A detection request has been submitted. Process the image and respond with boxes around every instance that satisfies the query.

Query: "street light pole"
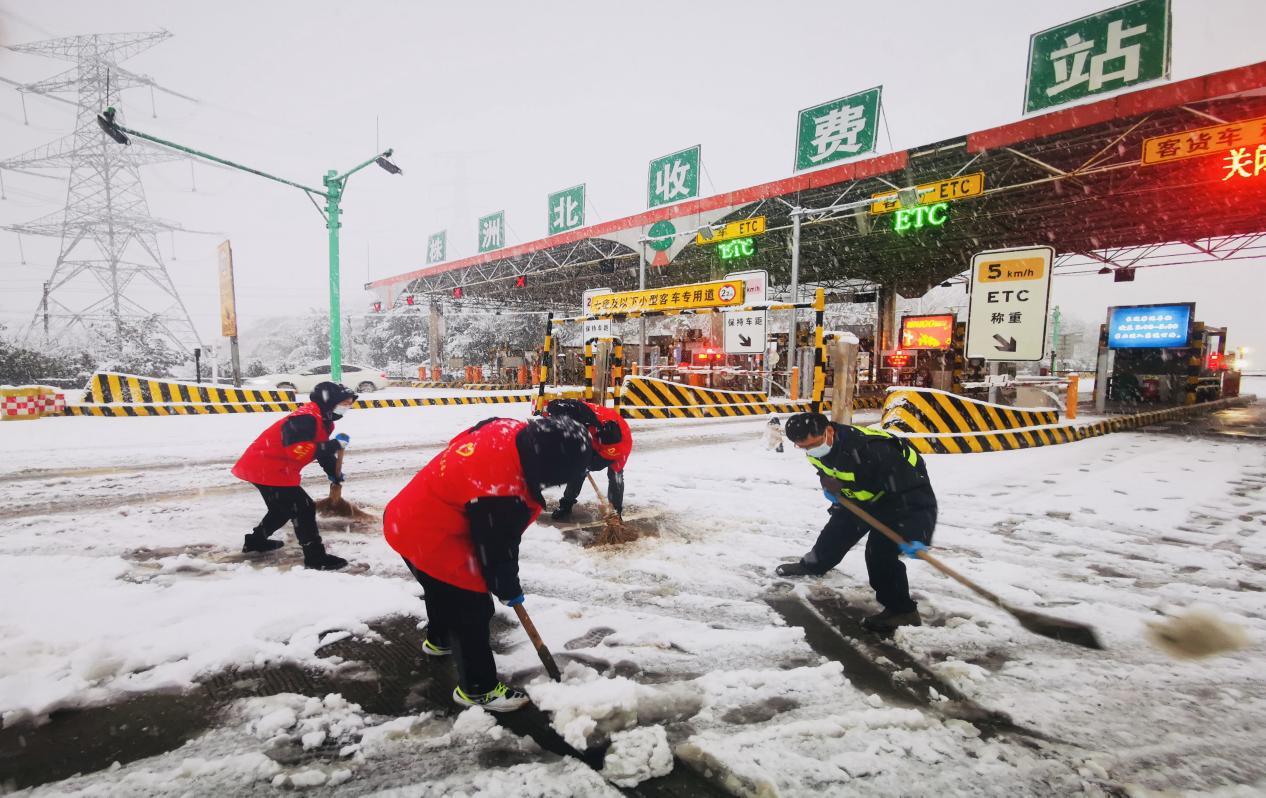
[95,107,402,384]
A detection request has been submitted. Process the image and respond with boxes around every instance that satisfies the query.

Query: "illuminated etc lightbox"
[1107,303,1194,349]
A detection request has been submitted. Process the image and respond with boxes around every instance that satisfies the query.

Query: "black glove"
[597,420,623,445]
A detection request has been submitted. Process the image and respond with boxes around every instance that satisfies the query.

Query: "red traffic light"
[372,302,382,312]
[405,295,415,305]
[453,287,464,299]
[515,275,527,288]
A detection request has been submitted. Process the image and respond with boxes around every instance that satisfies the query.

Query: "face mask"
[804,441,831,458]
[330,407,346,419]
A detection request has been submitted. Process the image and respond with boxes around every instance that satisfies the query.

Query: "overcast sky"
[2,0,1265,360]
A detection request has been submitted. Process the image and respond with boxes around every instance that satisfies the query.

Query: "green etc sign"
[795,87,881,171]
[1024,0,1171,114]
[893,203,949,234]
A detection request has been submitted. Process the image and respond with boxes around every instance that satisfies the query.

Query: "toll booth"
[874,314,961,391]
[1094,302,1230,411]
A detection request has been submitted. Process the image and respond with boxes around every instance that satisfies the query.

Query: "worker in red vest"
[542,399,633,520]
[232,382,355,570]
[383,416,590,712]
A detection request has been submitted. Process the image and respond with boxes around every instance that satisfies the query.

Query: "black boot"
[551,499,576,521]
[775,561,822,577]
[243,531,284,553]
[860,608,922,632]
[302,541,348,571]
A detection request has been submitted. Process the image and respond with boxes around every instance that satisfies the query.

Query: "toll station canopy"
[368,62,1266,312]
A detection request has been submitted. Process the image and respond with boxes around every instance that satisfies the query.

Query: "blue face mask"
[804,440,831,458]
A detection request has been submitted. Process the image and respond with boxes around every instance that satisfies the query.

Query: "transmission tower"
[0,30,203,353]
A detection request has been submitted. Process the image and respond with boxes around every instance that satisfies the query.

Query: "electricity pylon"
[0,30,202,353]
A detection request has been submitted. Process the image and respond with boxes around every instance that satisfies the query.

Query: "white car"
[248,363,391,394]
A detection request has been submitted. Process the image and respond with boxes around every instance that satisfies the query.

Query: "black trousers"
[802,503,936,614]
[561,454,624,512]
[404,559,498,694]
[252,484,321,546]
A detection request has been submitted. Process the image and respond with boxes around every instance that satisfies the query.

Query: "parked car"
[247,363,390,394]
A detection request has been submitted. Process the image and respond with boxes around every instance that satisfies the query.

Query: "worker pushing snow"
[542,399,633,520]
[230,381,354,570]
[382,416,591,712]
[778,411,937,632]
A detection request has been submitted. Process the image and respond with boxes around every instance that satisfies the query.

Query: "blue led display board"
[1107,303,1194,349]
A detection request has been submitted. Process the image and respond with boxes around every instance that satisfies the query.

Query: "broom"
[315,448,371,519]
[586,473,636,545]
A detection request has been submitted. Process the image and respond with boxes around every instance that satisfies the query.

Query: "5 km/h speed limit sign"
[965,246,1054,361]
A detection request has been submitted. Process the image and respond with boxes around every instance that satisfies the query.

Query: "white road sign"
[724,310,768,354]
[582,318,613,342]
[726,269,768,305]
[966,245,1054,361]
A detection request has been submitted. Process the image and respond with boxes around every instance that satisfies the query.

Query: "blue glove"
[899,540,929,559]
[501,594,525,607]
[822,489,840,505]
[333,433,351,449]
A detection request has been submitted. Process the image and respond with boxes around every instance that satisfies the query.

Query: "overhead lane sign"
[587,279,744,316]
[696,216,766,245]
[1142,115,1266,166]
[966,246,1054,362]
[871,173,985,214]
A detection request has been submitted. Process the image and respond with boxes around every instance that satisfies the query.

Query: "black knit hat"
[784,412,829,442]
[516,416,592,504]
[311,381,358,412]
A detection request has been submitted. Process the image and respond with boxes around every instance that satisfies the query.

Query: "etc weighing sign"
[966,246,1054,362]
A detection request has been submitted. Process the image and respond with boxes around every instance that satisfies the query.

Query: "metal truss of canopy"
[369,61,1266,311]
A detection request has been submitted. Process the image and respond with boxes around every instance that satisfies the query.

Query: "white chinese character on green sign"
[647,146,700,209]
[547,185,585,235]
[1025,0,1170,113]
[794,88,881,171]
[478,211,504,253]
[426,231,446,264]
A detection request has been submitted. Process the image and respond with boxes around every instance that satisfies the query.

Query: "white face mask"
[804,441,832,458]
[330,407,346,419]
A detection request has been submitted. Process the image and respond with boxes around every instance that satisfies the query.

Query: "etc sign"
[893,202,949,233]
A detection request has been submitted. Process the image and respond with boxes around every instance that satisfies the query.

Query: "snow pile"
[370,759,622,798]
[527,662,701,750]
[242,692,366,748]
[600,725,674,787]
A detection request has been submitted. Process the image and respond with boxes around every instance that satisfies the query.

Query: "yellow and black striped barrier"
[461,383,524,391]
[411,381,456,388]
[881,388,1059,438]
[879,390,1254,454]
[618,376,813,419]
[65,392,537,417]
[83,372,296,405]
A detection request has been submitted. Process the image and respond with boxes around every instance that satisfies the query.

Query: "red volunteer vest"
[231,402,331,487]
[383,418,543,592]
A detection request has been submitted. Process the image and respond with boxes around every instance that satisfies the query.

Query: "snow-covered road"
[1,397,1264,796]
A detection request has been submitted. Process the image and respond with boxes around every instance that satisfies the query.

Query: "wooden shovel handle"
[329,447,346,501]
[513,603,562,681]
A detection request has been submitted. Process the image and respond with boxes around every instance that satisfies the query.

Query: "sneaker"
[860,609,922,632]
[452,683,530,713]
[775,561,820,577]
[242,533,284,554]
[421,638,451,657]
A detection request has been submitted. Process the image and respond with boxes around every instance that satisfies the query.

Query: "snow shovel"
[586,473,634,545]
[513,603,562,681]
[829,490,1103,650]
[315,449,369,519]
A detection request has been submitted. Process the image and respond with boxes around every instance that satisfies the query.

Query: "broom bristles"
[1146,608,1250,660]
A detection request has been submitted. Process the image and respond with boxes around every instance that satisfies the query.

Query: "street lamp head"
[376,156,403,175]
[96,107,130,146]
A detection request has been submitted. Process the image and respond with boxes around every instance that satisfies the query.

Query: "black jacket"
[807,423,937,518]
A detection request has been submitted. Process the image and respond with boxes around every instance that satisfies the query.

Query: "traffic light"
[405,294,415,305]
[515,275,528,288]
[372,302,382,312]
[453,287,464,299]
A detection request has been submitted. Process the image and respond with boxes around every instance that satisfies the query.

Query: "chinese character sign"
[1107,303,1192,348]
[547,184,586,235]
[478,211,505,254]
[587,279,744,316]
[1142,115,1266,166]
[426,231,447,265]
[795,88,881,171]
[647,146,701,209]
[1222,144,1266,182]
[899,315,954,350]
[1024,0,1170,114]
